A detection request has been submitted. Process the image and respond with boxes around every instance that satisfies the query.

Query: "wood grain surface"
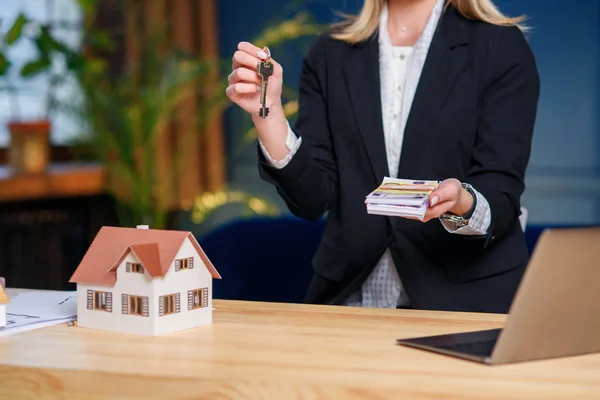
[0,291,599,399]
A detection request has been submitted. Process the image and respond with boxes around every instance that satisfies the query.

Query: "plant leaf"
[86,30,114,51]
[4,13,27,45]
[60,8,318,229]
[20,57,52,77]
[0,51,10,75]
[77,0,99,14]
[252,12,322,48]
[34,26,70,56]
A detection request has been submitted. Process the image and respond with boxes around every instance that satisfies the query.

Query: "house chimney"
[136,225,149,230]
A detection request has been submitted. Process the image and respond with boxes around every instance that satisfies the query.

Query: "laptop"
[396,227,600,365]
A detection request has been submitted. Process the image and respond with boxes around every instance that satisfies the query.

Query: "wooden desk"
[0,291,599,399]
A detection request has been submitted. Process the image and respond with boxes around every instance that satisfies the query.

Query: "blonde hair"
[331,0,528,44]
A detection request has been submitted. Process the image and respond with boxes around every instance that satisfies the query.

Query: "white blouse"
[381,43,413,179]
[260,0,491,308]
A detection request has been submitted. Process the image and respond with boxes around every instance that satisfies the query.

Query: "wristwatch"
[439,183,477,228]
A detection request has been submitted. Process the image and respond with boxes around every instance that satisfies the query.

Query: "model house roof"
[0,285,9,305]
[69,226,221,286]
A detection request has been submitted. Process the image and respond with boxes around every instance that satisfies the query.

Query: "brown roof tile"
[69,226,221,286]
[129,243,163,277]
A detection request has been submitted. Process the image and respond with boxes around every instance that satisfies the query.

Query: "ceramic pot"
[7,120,51,174]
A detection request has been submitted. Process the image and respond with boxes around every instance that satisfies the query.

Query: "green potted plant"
[63,37,209,229]
[0,12,76,174]
[44,0,322,232]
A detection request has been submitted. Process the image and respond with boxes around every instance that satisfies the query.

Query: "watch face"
[440,213,469,227]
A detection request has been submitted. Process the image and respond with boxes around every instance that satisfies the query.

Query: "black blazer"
[258,5,540,313]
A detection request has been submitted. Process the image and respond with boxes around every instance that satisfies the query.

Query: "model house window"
[159,293,181,316]
[126,262,144,273]
[121,294,148,316]
[188,288,208,310]
[87,290,112,312]
[175,257,194,271]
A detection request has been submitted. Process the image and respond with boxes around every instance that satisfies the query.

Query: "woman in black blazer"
[226,0,540,313]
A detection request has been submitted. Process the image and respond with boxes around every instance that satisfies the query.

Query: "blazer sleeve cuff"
[258,121,302,169]
[258,132,312,186]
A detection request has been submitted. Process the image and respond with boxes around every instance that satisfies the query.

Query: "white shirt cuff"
[258,121,302,169]
[440,188,491,235]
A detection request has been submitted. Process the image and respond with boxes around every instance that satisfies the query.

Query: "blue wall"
[218,0,600,226]
[496,0,600,225]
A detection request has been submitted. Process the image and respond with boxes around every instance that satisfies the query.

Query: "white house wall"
[151,237,213,335]
[77,238,213,336]
[77,251,155,336]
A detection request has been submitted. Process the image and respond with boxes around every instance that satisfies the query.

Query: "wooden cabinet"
[0,163,118,290]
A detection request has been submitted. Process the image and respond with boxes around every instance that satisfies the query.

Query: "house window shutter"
[175,293,181,313]
[87,290,93,310]
[126,262,131,273]
[202,288,208,308]
[142,296,149,316]
[159,295,165,316]
[175,259,181,271]
[106,292,113,312]
[122,294,129,314]
[189,257,194,269]
[188,290,193,310]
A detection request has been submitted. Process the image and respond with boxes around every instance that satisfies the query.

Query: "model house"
[69,225,221,336]
[0,283,8,328]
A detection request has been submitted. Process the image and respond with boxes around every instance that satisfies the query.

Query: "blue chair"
[198,213,592,303]
[198,216,325,303]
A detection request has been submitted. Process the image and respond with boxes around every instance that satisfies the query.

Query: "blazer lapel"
[342,36,389,183]
[398,8,470,177]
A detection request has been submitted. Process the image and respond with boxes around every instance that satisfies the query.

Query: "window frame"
[87,289,112,312]
[122,294,148,317]
[175,257,194,271]
[129,295,143,315]
[159,292,181,316]
[180,258,189,270]
[188,288,208,310]
[127,262,144,274]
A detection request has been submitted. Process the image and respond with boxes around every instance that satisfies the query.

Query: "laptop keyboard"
[436,339,497,357]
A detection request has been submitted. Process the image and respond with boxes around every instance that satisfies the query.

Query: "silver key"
[257,54,274,119]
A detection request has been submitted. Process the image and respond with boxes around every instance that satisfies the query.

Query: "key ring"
[262,46,271,60]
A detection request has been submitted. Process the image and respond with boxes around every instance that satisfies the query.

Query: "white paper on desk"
[0,317,75,337]
[0,291,77,337]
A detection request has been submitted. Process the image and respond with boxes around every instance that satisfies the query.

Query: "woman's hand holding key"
[226,42,290,161]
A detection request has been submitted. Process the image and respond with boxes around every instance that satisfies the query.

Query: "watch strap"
[460,183,477,219]
[439,183,477,227]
